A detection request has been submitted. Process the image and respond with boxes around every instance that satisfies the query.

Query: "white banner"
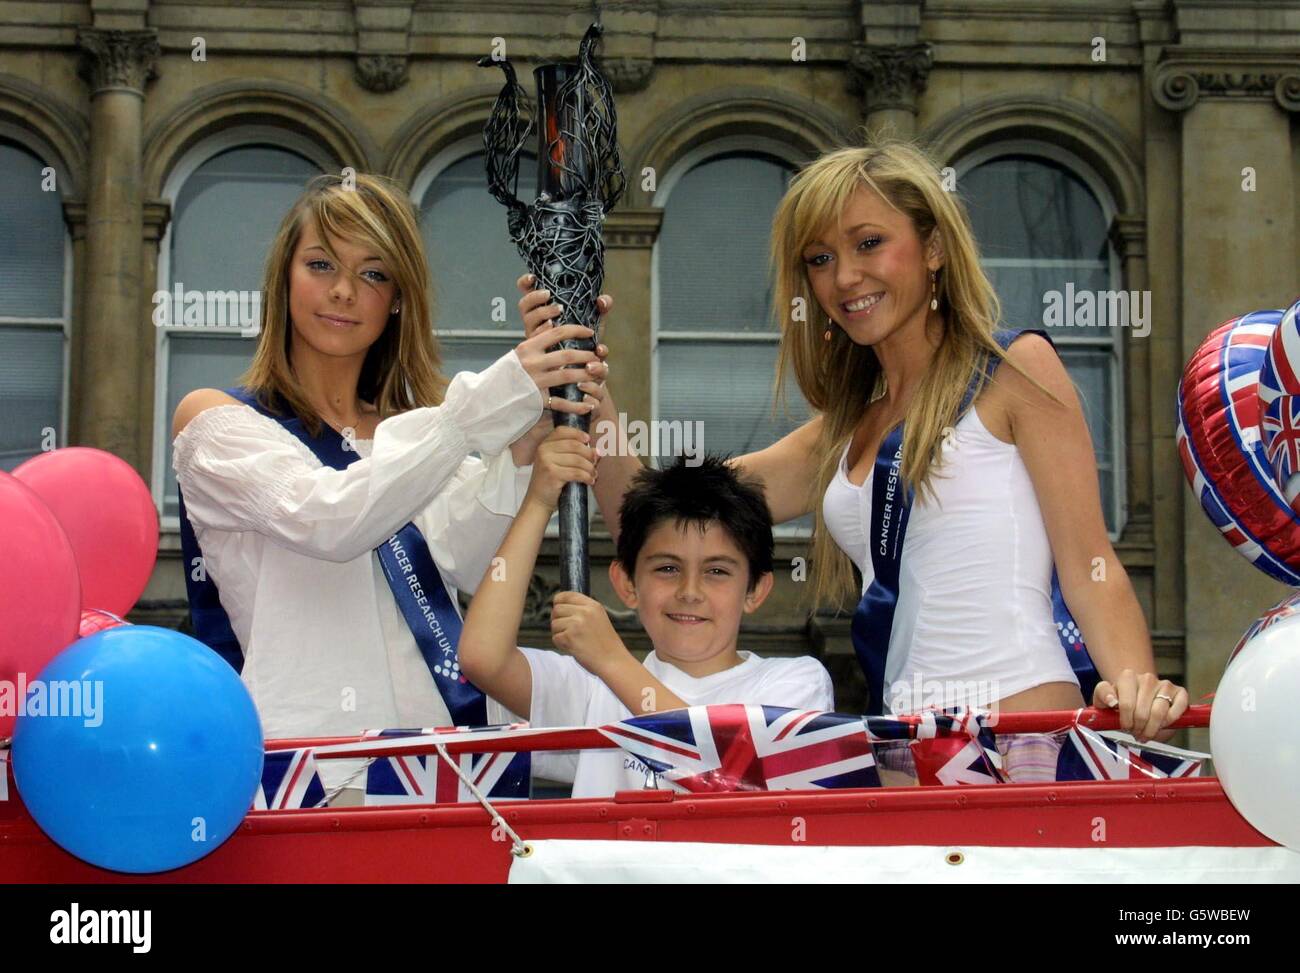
[509,840,1300,884]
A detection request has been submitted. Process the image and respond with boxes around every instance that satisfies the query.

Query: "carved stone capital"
[355,54,409,93]
[1278,73,1300,113]
[599,56,654,94]
[77,28,159,94]
[847,42,933,113]
[1152,53,1300,114]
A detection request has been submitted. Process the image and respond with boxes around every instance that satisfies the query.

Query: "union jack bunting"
[1055,722,1205,781]
[600,704,881,793]
[254,748,326,810]
[362,726,530,805]
[904,709,1007,786]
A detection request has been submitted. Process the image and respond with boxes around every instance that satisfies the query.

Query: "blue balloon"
[11,625,263,873]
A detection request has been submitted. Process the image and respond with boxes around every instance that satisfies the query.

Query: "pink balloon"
[78,608,130,638]
[13,448,159,618]
[0,472,82,737]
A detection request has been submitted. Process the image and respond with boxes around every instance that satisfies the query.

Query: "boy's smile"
[611,520,773,678]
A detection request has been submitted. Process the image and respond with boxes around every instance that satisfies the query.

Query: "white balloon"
[1212,610,1300,851]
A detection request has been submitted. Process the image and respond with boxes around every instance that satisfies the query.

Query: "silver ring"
[1154,692,1175,706]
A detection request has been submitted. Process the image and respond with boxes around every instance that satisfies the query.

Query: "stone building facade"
[1,0,1297,733]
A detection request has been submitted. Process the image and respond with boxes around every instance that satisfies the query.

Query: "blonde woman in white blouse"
[171,174,609,795]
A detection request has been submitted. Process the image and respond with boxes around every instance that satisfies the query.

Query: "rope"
[434,743,531,858]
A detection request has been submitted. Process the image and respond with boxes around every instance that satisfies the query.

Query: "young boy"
[459,427,835,798]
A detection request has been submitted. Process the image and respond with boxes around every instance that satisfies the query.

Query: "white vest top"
[822,402,1078,713]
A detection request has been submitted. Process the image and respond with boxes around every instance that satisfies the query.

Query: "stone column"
[73,27,158,470]
[589,207,660,538]
[846,43,933,139]
[1152,54,1300,710]
[1110,215,1152,539]
[61,201,89,451]
[601,208,662,429]
[137,200,171,479]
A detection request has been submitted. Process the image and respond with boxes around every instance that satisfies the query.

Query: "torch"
[479,23,625,595]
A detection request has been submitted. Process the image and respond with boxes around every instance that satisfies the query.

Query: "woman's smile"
[316,312,362,329]
[841,291,885,319]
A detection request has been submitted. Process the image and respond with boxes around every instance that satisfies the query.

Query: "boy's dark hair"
[615,455,775,590]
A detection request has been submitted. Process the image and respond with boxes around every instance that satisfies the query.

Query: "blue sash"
[177,387,491,730]
[849,329,1100,714]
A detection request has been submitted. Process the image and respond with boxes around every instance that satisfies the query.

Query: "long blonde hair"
[771,138,1054,611]
[239,172,447,437]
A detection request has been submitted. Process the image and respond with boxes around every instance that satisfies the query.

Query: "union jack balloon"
[1257,300,1300,504]
[1177,298,1300,585]
[1230,589,1300,664]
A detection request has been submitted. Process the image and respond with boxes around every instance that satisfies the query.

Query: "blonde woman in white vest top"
[530,141,1188,780]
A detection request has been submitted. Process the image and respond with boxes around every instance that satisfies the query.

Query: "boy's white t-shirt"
[521,647,835,798]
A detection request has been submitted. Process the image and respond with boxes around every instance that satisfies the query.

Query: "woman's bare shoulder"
[172,388,244,439]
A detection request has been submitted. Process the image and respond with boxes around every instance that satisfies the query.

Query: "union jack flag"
[600,704,881,793]
[254,748,326,810]
[363,727,530,805]
[1055,722,1205,781]
[904,709,1007,786]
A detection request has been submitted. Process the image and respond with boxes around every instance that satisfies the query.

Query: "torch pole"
[536,63,593,595]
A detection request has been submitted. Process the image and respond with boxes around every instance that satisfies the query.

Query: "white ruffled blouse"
[172,350,543,785]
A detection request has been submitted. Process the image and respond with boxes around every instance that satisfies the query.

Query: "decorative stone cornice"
[143,200,172,243]
[1108,214,1147,262]
[1151,51,1300,113]
[62,200,87,242]
[76,28,159,94]
[63,199,171,243]
[846,42,933,114]
[354,54,409,93]
[604,208,663,249]
[599,56,655,94]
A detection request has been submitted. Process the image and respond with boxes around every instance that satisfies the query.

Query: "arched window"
[0,138,69,472]
[654,146,812,529]
[156,138,324,520]
[416,147,537,375]
[957,145,1125,534]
